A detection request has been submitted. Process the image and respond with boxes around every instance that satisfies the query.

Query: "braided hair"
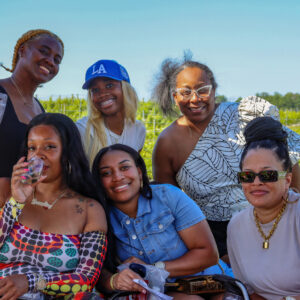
[240,116,292,171]
[1,29,64,73]
[152,51,217,116]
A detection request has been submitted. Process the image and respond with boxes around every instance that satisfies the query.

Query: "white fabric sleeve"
[0,93,8,125]
[238,95,280,128]
[136,120,146,151]
[238,95,300,165]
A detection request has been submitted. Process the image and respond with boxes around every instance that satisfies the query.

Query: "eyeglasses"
[237,170,287,183]
[175,85,212,100]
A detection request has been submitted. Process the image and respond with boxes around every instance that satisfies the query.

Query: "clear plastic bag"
[117,263,172,300]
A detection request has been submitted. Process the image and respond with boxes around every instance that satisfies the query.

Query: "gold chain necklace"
[253,200,287,249]
[10,77,34,106]
[31,189,67,210]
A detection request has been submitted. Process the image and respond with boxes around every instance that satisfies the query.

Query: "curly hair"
[1,29,64,73]
[152,51,217,116]
[240,116,292,171]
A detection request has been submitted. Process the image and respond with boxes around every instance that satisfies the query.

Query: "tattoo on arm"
[75,204,84,214]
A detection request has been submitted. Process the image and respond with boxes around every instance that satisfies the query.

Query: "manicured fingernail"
[21,176,26,179]
[23,169,29,172]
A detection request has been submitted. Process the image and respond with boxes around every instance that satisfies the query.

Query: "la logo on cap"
[92,64,107,75]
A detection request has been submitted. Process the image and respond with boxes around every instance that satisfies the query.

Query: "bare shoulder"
[154,121,182,152]
[84,197,107,233]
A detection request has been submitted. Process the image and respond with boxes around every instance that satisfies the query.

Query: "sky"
[1,0,300,101]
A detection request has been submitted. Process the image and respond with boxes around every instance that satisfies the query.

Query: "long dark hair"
[23,113,104,205]
[92,144,152,275]
[92,144,152,203]
[240,116,292,171]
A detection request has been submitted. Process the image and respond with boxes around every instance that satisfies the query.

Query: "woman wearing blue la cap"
[76,59,146,166]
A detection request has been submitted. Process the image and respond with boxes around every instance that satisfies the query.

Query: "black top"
[0,86,44,177]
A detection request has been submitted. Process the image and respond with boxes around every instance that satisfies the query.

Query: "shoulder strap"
[34,98,45,112]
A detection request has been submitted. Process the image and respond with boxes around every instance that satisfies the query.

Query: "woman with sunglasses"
[152,53,300,262]
[227,117,300,300]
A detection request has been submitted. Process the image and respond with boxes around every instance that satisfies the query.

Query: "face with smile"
[90,77,124,117]
[20,35,63,83]
[99,150,142,209]
[173,67,216,125]
[241,148,292,211]
[27,125,63,183]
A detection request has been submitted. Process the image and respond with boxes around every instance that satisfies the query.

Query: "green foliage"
[137,100,175,178]
[289,125,300,134]
[279,110,300,126]
[215,95,228,103]
[255,92,300,110]
[40,95,87,121]
[39,96,299,179]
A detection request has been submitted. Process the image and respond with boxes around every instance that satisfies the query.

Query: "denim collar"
[111,194,151,228]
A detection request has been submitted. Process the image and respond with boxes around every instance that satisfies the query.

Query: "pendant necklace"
[31,189,67,210]
[253,200,287,249]
[10,77,34,107]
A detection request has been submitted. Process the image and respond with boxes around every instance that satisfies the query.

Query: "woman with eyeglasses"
[227,117,300,300]
[152,53,300,262]
[76,59,146,167]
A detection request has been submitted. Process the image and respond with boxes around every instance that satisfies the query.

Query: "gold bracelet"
[110,273,118,291]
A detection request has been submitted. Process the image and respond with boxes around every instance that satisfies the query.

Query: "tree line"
[216,92,300,110]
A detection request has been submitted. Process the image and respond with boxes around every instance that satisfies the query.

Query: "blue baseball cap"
[82,59,130,89]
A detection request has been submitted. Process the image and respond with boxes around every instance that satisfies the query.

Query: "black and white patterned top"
[176,96,300,221]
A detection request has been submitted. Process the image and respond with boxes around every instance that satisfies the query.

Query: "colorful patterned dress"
[0,198,107,298]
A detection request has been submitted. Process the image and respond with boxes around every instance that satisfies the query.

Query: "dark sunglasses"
[237,170,287,183]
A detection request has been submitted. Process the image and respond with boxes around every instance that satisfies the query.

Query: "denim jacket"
[110,184,233,277]
[110,184,205,264]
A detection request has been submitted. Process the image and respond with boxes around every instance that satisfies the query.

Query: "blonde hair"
[84,80,138,165]
[1,29,64,73]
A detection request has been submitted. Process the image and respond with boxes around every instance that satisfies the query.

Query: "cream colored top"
[76,117,146,152]
[227,190,300,300]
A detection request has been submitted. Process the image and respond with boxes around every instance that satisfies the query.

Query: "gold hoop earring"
[285,188,299,204]
[140,179,143,191]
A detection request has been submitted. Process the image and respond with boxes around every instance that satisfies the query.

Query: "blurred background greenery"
[40,93,300,179]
